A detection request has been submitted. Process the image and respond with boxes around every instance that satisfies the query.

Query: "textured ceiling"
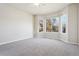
[8,3,70,15]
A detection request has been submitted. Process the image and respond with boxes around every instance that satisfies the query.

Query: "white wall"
[0,4,33,44]
[68,4,78,43]
[59,4,78,44]
[78,4,79,43]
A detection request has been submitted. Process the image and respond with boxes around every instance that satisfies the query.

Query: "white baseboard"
[43,37,79,45]
[0,37,33,46]
[60,39,79,45]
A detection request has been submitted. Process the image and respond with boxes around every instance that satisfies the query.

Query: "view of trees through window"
[46,17,59,32]
[46,19,52,32]
[39,15,67,33]
[39,20,43,32]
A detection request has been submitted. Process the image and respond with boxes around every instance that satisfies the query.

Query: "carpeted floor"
[0,38,79,56]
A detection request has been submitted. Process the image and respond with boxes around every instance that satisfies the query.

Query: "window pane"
[51,17,59,32]
[61,15,68,33]
[46,19,52,32]
[46,17,59,32]
[39,20,43,32]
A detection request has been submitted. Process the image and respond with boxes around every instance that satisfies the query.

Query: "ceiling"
[8,3,70,15]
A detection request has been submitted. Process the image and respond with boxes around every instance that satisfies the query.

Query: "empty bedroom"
[0,3,79,56]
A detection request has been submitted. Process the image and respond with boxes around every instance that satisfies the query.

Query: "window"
[60,14,68,33]
[38,16,59,32]
[46,16,59,32]
[39,20,43,32]
[51,16,59,32]
[46,19,52,32]
[46,17,59,32]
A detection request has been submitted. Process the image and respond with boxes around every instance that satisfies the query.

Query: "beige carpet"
[0,38,79,56]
